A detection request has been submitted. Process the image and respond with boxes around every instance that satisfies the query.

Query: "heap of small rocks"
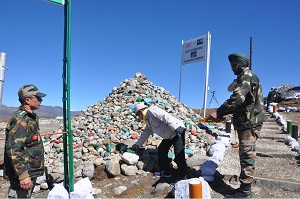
[43,72,225,183]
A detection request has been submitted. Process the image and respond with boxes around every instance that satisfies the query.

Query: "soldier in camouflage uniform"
[208,53,264,198]
[4,84,46,198]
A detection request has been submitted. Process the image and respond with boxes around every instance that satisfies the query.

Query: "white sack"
[47,183,69,199]
[70,177,94,199]
[175,177,211,199]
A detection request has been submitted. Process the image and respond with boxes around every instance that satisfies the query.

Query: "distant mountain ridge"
[0,105,81,119]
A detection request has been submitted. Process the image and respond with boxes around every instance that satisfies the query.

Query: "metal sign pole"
[45,0,73,192]
[0,52,7,115]
[203,32,211,118]
[250,36,253,70]
[179,40,184,102]
[66,0,74,192]
[62,0,74,192]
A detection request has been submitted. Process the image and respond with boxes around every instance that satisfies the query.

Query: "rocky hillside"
[267,84,300,103]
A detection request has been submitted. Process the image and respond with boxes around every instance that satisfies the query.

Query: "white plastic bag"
[47,183,69,199]
[175,177,211,199]
[70,177,94,199]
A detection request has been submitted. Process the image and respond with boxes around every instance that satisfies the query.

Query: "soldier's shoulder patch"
[32,134,38,141]
[16,110,27,118]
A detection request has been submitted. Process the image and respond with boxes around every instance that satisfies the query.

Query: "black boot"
[225,184,252,198]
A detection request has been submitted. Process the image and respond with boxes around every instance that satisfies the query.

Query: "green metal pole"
[292,125,298,140]
[66,0,74,192]
[226,121,231,133]
[62,0,69,192]
[45,0,73,192]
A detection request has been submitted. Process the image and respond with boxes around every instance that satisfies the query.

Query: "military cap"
[228,53,250,67]
[18,84,46,99]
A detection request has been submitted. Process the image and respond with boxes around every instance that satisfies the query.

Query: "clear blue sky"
[1,0,299,111]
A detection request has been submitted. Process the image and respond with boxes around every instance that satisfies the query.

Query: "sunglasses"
[30,95,43,102]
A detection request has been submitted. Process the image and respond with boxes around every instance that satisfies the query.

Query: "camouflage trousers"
[8,178,37,198]
[237,128,258,184]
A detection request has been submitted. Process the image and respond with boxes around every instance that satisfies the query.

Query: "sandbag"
[70,177,94,199]
[47,183,69,199]
[174,177,211,199]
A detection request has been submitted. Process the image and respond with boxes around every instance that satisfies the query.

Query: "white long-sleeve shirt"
[135,106,185,147]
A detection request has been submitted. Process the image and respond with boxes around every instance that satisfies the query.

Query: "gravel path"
[213,110,300,198]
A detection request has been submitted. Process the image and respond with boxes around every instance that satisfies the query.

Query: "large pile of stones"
[43,72,223,181]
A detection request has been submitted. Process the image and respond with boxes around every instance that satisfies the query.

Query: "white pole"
[0,52,7,115]
[203,32,211,118]
[179,40,184,102]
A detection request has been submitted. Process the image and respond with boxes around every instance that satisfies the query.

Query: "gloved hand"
[131,144,139,152]
[175,126,186,134]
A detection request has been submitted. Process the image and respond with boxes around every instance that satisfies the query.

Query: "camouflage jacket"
[4,107,44,181]
[217,68,265,130]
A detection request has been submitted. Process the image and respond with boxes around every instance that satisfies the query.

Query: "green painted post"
[226,121,231,133]
[62,1,69,192]
[66,0,74,192]
[46,0,73,192]
[292,125,298,140]
[62,0,74,192]
[287,120,293,134]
